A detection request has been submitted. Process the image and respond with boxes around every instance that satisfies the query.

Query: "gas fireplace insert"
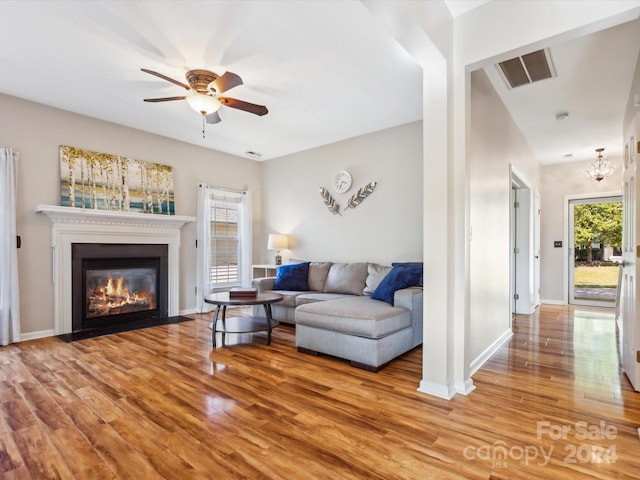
[71,243,168,333]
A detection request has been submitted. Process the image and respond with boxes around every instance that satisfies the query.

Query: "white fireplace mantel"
[36,205,195,334]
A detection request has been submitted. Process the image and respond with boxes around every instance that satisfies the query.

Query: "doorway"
[510,168,540,316]
[568,196,622,307]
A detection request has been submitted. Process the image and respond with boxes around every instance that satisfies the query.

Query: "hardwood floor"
[0,304,639,479]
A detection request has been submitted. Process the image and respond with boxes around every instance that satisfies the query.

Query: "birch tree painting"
[60,145,175,214]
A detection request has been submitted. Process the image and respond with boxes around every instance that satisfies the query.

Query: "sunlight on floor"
[572,308,621,395]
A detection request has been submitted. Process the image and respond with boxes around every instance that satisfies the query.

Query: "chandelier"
[585,148,616,182]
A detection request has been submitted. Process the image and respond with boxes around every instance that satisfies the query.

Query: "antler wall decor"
[319,181,377,215]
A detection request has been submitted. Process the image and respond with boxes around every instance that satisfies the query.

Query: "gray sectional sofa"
[251,261,423,371]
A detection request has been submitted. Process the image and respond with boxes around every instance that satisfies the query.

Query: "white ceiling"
[0,1,637,165]
[0,1,423,161]
[443,0,491,18]
[483,17,640,165]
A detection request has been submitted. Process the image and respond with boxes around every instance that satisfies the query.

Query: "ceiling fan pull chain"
[201,114,206,138]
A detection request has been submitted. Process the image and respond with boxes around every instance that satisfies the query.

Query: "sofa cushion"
[295,297,411,339]
[295,292,355,307]
[363,263,392,295]
[308,262,332,291]
[324,262,368,295]
[274,262,310,290]
[270,290,310,308]
[392,262,423,287]
[372,265,422,305]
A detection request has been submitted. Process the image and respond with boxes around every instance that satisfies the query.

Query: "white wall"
[469,69,541,362]
[362,0,639,397]
[0,93,261,337]
[455,1,640,69]
[258,121,423,265]
[624,39,640,128]
[540,159,623,304]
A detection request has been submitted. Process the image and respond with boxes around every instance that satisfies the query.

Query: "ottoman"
[295,296,415,371]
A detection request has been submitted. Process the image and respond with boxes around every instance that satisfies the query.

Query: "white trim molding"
[417,380,457,400]
[469,328,513,376]
[454,378,476,395]
[20,329,55,342]
[36,205,195,335]
[541,299,565,305]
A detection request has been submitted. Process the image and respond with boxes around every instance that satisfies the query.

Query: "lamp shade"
[267,234,288,250]
[186,92,221,115]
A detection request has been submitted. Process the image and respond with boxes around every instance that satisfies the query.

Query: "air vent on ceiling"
[245,150,262,159]
[497,49,555,89]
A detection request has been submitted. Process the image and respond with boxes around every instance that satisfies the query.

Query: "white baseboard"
[455,378,476,395]
[469,328,513,376]
[541,299,565,305]
[19,329,55,342]
[179,308,198,315]
[417,380,456,400]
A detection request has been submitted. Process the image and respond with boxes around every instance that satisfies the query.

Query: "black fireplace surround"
[71,243,168,333]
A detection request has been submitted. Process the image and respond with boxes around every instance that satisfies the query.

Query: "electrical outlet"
[554,241,562,248]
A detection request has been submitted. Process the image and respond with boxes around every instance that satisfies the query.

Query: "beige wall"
[258,121,423,265]
[540,158,623,303]
[469,69,541,362]
[1,93,261,337]
[2,92,422,338]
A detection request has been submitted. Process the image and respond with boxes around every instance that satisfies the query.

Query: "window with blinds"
[209,199,240,288]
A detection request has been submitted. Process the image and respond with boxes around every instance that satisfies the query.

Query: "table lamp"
[267,234,288,265]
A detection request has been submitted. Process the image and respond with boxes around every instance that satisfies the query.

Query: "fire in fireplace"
[72,243,168,332]
[86,268,156,318]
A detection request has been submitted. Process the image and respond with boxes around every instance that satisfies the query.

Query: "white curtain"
[0,148,20,345]
[195,184,211,313]
[195,184,252,313]
[239,190,252,288]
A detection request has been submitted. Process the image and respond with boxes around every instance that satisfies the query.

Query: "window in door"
[568,196,622,307]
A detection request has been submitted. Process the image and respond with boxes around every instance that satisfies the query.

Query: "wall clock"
[333,170,352,194]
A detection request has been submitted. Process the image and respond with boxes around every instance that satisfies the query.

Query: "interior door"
[621,117,639,391]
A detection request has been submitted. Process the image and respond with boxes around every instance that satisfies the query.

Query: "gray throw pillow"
[324,263,369,295]
[308,262,332,291]
[363,263,392,295]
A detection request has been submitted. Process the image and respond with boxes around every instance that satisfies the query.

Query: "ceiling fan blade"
[219,97,268,116]
[141,68,190,91]
[205,111,222,124]
[212,71,243,93]
[143,96,187,103]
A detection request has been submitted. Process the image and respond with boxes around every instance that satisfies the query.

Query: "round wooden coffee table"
[204,292,283,347]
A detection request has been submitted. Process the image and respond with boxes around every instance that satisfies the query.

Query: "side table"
[204,292,284,347]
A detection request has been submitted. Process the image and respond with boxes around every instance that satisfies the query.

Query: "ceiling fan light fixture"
[585,147,616,182]
[186,92,221,115]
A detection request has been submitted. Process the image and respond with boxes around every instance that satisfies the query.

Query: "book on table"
[229,287,258,298]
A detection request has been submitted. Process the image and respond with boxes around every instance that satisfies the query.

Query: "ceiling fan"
[141,68,268,137]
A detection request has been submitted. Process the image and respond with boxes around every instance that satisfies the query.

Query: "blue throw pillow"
[372,265,422,305]
[274,262,310,290]
[392,262,423,287]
